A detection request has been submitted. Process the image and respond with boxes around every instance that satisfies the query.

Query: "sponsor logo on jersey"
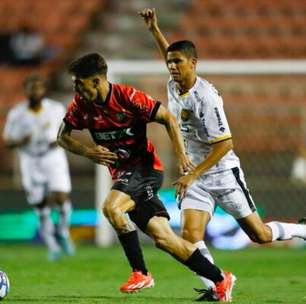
[199,111,209,137]
[115,148,131,160]
[94,127,135,140]
[214,107,225,132]
[116,112,126,121]
[194,91,204,103]
[181,125,190,133]
[181,109,191,121]
[43,121,51,129]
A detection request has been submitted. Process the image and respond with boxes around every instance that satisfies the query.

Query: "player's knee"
[102,204,109,218]
[102,203,116,220]
[102,205,123,226]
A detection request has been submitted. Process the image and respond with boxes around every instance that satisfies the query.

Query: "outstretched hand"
[138,8,158,30]
[174,155,196,200]
[85,145,118,166]
[173,172,198,201]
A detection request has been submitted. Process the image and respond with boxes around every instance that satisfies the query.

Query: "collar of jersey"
[27,98,45,114]
[176,76,200,97]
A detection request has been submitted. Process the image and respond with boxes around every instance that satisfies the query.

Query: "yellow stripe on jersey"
[27,107,43,115]
[209,134,232,144]
[179,91,190,97]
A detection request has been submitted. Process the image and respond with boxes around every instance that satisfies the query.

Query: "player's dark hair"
[23,74,46,87]
[166,40,197,59]
[68,53,108,78]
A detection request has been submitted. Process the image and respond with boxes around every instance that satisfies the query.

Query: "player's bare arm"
[3,134,31,149]
[154,104,194,174]
[57,121,118,166]
[175,138,234,200]
[139,8,169,59]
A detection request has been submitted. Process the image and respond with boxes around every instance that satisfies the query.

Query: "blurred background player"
[140,8,306,300]
[57,52,235,301]
[3,74,74,261]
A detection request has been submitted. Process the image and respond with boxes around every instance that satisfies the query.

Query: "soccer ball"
[0,271,10,300]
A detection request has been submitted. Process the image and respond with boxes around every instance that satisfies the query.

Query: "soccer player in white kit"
[3,74,74,261]
[140,8,306,301]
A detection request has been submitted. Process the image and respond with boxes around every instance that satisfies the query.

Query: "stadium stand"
[0,0,104,174]
[83,0,305,218]
[0,0,305,218]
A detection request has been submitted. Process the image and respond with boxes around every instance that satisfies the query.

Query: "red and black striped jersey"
[64,83,163,178]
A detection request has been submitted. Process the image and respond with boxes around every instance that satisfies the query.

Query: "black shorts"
[112,166,170,232]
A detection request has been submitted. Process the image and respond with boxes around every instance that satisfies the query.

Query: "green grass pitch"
[0,244,305,303]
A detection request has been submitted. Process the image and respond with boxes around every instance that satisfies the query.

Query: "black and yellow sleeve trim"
[209,134,232,145]
[150,101,161,121]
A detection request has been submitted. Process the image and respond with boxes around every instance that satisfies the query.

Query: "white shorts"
[19,148,71,205]
[179,167,256,219]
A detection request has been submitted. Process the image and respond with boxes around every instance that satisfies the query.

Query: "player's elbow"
[56,133,68,149]
[56,134,64,147]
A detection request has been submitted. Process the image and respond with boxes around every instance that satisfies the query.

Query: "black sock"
[184,249,223,283]
[118,230,148,275]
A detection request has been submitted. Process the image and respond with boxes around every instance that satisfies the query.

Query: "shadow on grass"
[10,295,192,303]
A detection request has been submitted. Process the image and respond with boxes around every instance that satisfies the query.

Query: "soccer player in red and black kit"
[57,53,233,300]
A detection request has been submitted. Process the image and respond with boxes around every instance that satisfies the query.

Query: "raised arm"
[153,104,194,174]
[57,121,118,166]
[139,8,169,60]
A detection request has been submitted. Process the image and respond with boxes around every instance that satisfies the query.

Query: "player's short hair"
[23,74,47,88]
[68,53,108,78]
[166,40,197,59]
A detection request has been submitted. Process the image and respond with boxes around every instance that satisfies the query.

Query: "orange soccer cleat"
[120,271,154,293]
[214,271,236,302]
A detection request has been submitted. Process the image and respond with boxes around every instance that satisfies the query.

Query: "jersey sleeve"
[64,100,85,130]
[167,82,180,121]
[123,86,161,122]
[197,90,232,144]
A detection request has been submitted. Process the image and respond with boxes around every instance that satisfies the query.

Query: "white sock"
[195,240,216,289]
[35,207,60,252]
[266,221,306,241]
[57,201,72,239]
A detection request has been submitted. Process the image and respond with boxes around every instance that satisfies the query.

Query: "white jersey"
[3,98,71,205]
[3,98,65,156]
[167,76,240,175]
